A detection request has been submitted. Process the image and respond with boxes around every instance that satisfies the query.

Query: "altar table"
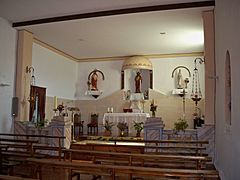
[103,113,150,137]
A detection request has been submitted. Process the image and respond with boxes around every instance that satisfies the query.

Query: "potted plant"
[103,120,114,136]
[117,122,128,137]
[133,121,144,137]
[174,118,188,133]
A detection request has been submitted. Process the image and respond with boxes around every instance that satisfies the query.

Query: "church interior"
[0,0,240,180]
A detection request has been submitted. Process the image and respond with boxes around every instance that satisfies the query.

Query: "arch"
[225,50,231,125]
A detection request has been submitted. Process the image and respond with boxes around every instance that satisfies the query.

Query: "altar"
[103,113,150,137]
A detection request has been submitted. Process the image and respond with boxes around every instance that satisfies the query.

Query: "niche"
[121,56,153,100]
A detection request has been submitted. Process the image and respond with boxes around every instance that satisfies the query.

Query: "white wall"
[32,43,78,99]
[0,17,17,133]
[76,56,205,100]
[215,0,240,179]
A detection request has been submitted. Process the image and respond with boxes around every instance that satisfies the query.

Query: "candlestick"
[54,96,58,109]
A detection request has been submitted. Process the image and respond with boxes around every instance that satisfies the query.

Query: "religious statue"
[135,71,142,93]
[177,69,184,89]
[87,69,105,92]
[91,71,98,91]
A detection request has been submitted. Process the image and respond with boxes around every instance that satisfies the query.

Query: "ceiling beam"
[13,1,214,27]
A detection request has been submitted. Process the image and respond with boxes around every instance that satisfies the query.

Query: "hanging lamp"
[191,58,204,106]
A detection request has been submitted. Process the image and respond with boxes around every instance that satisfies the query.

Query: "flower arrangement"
[104,120,114,131]
[103,120,114,136]
[117,121,128,137]
[133,121,144,137]
[150,99,157,117]
[117,122,128,131]
[57,104,64,113]
[174,118,188,132]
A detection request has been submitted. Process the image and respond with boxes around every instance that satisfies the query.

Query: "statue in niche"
[177,69,184,89]
[87,69,105,92]
[135,71,142,93]
[91,71,98,90]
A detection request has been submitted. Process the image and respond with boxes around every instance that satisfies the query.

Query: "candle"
[54,96,58,109]
[110,107,113,113]
[107,107,110,113]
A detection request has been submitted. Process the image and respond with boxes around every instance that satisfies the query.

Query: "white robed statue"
[177,69,184,89]
[32,94,40,124]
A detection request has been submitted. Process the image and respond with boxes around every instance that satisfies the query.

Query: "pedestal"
[50,116,72,148]
[144,117,165,141]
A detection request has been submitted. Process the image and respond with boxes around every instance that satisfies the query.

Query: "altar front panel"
[103,113,150,137]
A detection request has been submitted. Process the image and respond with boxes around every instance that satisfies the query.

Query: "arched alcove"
[225,50,231,125]
[121,56,153,100]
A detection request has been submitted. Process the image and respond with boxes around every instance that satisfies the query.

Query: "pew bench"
[145,145,207,156]
[75,139,209,156]
[0,133,66,160]
[63,149,212,170]
[27,157,220,180]
[0,175,38,180]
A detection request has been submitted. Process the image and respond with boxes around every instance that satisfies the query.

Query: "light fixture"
[191,58,205,106]
[26,66,35,85]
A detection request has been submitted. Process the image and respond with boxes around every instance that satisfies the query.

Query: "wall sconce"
[26,66,35,85]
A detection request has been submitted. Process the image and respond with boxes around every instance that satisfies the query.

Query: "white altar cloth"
[103,113,150,137]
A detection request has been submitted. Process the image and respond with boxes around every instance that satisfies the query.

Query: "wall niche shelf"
[85,90,103,98]
[172,89,188,97]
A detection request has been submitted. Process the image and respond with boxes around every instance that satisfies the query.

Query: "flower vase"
[104,130,111,136]
[136,131,141,137]
[152,111,156,117]
[120,130,125,137]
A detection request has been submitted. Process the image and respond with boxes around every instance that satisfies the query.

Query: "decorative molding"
[77,52,204,62]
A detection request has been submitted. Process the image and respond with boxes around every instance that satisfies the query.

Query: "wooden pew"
[0,138,38,156]
[0,133,65,177]
[0,138,41,175]
[71,139,208,157]
[27,158,220,180]
[0,133,66,160]
[63,149,212,170]
[0,144,9,174]
[108,139,209,155]
[0,175,38,180]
